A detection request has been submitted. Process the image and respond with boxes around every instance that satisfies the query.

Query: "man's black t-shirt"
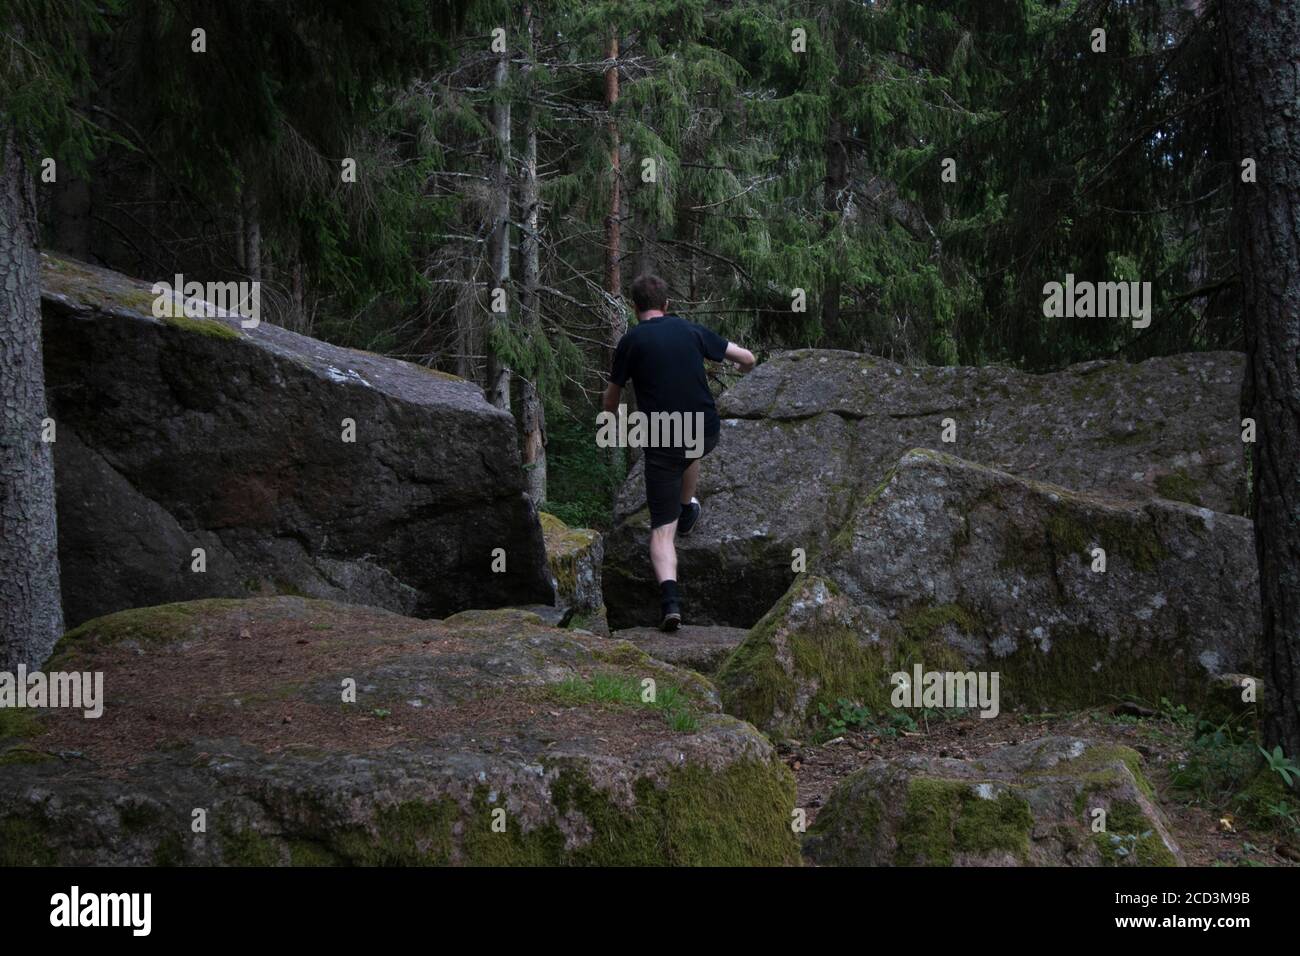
[607,314,729,438]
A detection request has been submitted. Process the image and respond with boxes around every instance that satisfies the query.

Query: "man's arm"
[601,380,622,414]
[725,341,756,373]
[604,333,630,412]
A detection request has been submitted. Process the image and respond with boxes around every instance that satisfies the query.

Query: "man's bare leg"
[680,459,700,505]
[650,520,678,583]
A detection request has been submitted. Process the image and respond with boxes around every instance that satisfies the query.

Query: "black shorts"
[644,430,719,529]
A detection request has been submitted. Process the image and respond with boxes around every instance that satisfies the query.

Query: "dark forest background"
[16,0,1240,526]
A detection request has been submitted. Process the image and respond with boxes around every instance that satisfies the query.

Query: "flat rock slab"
[604,349,1247,629]
[0,598,798,866]
[803,736,1183,867]
[612,626,749,675]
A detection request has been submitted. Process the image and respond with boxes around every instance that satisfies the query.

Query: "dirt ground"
[785,705,1300,867]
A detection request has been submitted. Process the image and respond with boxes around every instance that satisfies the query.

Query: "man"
[602,273,756,631]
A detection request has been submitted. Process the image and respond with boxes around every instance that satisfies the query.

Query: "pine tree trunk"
[0,124,65,669]
[484,46,512,411]
[519,2,546,504]
[822,115,847,331]
[604,32,625,499]
[243,191,261,282]
[290,253,306,333]
[453,254,476,379]
[1223,1,1300,758]
[520,380,546,504]
[604,32,623,354]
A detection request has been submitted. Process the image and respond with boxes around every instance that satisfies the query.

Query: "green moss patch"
[295,761,799,866]
[221,827,284,866]
[0,815,57,866]
[1093,799,1178,866]
[539,511,598,598]
[719,581,976,738]
[162,314,242,340]
[895,779,1032,865]
[54,598,253,658]
[0,707,45,742]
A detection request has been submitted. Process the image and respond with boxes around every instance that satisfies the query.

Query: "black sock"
[660,580,679,605]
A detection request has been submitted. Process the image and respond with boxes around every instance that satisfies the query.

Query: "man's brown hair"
[630,273,669,313]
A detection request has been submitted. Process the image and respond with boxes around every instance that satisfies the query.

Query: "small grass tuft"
[547,672,698,732]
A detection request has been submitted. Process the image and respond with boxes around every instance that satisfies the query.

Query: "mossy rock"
[540,512,604,614]
[718,449,1258,738]
[804,737,1182,866]
[0,596,798,866]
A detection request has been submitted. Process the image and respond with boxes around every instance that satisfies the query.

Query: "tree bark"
[243,190,261,283]
[453,252,477,380]
[0,124,65,669]
[821,115,848,331]
[484,42,513,411]
[604,33,624,357]
[1223,1,1300,758]
[518,2,546,504]
[290,253,306,333]
[604,32,626,497]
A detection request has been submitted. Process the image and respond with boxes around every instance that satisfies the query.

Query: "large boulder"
[717,449,1259,739]
[604,350,1247,628]
[40,255,552,628]
[0,597,799,866]
[803,737,1183,866]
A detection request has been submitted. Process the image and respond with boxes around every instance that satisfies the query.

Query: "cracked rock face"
[0,598,799,866]
[40,255,552,627]
[803,736,1183,867]
[603,349,1247,629]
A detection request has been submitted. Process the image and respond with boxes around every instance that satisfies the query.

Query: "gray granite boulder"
[40,255,552,628]
[605,349,1247,629]
[717,449,1259,738]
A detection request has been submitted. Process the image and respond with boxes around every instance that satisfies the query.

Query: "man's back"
[609,314,729,435]
[601,273,756,632]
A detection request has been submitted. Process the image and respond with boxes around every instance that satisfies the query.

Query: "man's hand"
[725,342,756,374]
[601,380,622,414]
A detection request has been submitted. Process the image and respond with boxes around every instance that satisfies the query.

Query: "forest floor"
[787,705,1300,868]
